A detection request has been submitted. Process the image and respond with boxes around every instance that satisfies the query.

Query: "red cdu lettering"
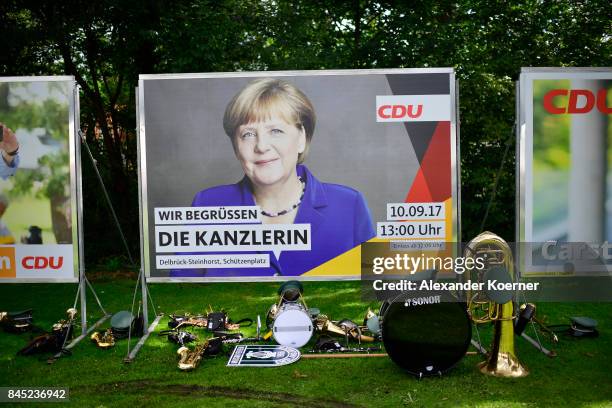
[597,89,612,114]
[48,257,64,269]
[391,105,406,118]
[21,256,63,270]
[567,89,595,114]
[543,89,568,114]
[22,256,35,269]
[406,104,423,118]
[377,105,392,119]
[377,105,424,119]
[544,88,611,114]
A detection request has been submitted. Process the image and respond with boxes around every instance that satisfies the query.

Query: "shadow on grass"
[90,379,362,408]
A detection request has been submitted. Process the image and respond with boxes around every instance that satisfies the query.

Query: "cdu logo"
[376,94,451,122]
[0,246,16,278]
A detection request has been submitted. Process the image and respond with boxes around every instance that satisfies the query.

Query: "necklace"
[259,176,306,217]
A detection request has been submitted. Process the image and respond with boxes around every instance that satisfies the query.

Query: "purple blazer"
[172,165,375,277]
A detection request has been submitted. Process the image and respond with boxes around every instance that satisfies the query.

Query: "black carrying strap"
[229,318,253,327]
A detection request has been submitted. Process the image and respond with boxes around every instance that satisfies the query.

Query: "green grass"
[0,279,611,407]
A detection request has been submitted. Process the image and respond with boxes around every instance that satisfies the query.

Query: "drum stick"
[302,353,387,359]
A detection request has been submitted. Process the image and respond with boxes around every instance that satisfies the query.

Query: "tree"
[1,0,610,265]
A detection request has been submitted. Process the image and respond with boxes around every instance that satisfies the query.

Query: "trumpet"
[177,340,209,371]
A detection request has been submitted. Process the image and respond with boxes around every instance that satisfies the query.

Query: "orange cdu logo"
[0,247,16,278]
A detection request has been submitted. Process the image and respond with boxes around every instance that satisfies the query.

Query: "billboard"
[0,77,81,282]
[138,69,459,281]
[518,68,612,277]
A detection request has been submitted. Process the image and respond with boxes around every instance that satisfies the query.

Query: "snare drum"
[382,292,471,377]
[272,302,313,348]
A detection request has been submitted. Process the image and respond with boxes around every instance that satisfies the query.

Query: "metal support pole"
[521,332,556,357]
[79,277,87,336]
[124,314,163,363]
[471,338,487,355]
[141,270,149,334]
[75,87,88,336]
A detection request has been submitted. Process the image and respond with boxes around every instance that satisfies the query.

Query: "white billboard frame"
[0,76,82,283]
[517,67,612,277]
[137,68,461,282]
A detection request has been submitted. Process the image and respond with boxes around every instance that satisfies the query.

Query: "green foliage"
[1,0,611,261]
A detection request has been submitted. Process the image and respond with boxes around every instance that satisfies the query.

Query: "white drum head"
[272,307,313,348]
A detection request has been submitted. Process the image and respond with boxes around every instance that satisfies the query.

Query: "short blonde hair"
[223,78,316,163]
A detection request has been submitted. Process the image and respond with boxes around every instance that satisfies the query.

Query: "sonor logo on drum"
[403,295,441,307]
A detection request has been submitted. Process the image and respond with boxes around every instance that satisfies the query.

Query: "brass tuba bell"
[464,231,528,377]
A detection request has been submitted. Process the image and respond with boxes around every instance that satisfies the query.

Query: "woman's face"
[234,114,305,188]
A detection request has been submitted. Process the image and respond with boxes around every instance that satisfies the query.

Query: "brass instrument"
[66,308,78,320]
[51,308,78,338]
[177,340,209,371]
[52,308,78,332]
[464,231,528,377]
[315,315,375,343]
[174,316,208,330]
[91,329,115,349]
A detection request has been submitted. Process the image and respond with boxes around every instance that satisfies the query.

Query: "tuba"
[464,231,528,377]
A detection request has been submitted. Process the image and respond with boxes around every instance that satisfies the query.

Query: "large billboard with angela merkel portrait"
[138,69,459,281]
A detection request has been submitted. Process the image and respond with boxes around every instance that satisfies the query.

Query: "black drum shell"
[382,297,471,377]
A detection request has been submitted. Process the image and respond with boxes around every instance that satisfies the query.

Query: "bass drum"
[382,293,471,378]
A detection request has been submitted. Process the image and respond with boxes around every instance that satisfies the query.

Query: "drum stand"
[49,125,113,361]
[470,318,556,358]
[517,293,556,357]
[51,275,110,361]
[470,338,487,355]
[123,267,163,363]
[78,130,163,363]
[521,330,556,357]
